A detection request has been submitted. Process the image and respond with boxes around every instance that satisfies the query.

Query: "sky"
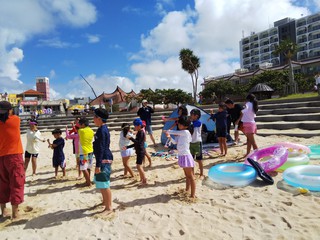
[0,0,319,100]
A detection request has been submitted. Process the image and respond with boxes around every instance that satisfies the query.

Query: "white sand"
[0,130,320,240]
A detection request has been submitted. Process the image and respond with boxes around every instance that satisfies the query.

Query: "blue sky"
[0,0,319,99]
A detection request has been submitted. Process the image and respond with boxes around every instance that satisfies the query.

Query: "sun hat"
[142,99,148,103]
[133,118,143,126]
[0,101,12,114]
[29,120,38,125]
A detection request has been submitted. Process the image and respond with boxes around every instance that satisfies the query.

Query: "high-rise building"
[36,77,50,100]
[240,12,320,71]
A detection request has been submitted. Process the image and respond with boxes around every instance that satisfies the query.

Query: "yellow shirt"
[78,126,94,154]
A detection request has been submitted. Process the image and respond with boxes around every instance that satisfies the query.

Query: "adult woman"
[0,101,25,219]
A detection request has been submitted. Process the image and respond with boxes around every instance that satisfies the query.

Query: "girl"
[125,118,147,185]
[65,124,82,179]
[164,117,196,198]
[239,94,259,156]
[119,123,134,178]
[24,120,46,176]
[210,103,228,156]
[163,105,188,130]
[93,108,113,214]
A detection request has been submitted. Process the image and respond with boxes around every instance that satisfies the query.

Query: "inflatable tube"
[247,158,274,185]
[274,142,310,155]
[245,146,288,172]
[277,153,309,171]
[308,145,320,159]
[283,165,320,191]
[208,163,257,187]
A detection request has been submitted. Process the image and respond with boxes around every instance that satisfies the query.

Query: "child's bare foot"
[101,208,114,215]
[76,176,83,180]
[1,208,10,218]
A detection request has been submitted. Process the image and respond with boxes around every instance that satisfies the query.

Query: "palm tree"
[273,39,297,94]
[179,48,200,103]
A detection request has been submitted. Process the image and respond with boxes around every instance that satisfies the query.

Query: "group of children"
[23,93,259,204]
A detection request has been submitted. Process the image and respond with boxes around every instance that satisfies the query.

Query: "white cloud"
[49,70,56,79]
[85,34,100,43]
[37,37,79,48]
[0,0,97,92]
[130,0,311,95]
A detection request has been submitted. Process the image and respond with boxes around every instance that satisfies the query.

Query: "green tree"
[179,48,200,103]
[273,39,297,94]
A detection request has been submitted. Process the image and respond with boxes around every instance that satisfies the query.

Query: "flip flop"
[247,158,274,185]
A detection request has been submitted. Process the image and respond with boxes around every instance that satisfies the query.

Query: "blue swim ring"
[283,165,320,191]
[208,163,257,187]
[308,145,320,159]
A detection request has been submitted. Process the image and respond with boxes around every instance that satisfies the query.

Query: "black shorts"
[136,151,145,165]
[216,128,227,138]
[24,151,39,159]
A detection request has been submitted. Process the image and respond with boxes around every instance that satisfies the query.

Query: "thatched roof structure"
[249,83,274,93]
[90,86,137,106]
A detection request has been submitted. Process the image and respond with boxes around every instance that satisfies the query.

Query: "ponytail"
[246,94,259,113]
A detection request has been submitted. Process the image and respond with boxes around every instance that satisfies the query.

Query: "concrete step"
[256,112,320,122]
[256,121,320,130]
[257,129,320,138]
[257,107,320,115]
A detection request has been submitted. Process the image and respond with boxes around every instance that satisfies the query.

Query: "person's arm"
[149,106,154,114]
[137,108,141,117]
[165,129,186,136]
[34,131,46,142]
[94,129,104,170]
[51,138,64,148]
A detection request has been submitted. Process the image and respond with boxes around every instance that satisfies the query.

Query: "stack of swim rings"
[274,142,310,171]
[308,144,320,159]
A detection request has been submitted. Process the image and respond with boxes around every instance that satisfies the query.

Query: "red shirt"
[0,115,23,156]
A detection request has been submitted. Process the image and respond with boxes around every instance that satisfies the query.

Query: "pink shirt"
[65,127,80,154]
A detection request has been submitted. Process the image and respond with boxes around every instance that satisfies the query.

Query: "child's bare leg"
[62,167,66,177]
[196,160,203,177]
[31,156,37,175]
[12,205,20,219]
[183,168,190,192]
[76,158,82,178]
[82,170,91,186]
[145,151,152,167]
[122,157,129,175]
[218,138,223,154]
[24,157,30,173]
[124,158,134,177]
[1,203,9,217]
[184,168,196,198]
[100,188,112,213]
[136,164,146,183]
[55,167,58,177]
[222,137,227,155]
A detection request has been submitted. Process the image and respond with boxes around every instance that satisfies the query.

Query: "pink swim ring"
[245,146,288,172]
[274,142,310,155]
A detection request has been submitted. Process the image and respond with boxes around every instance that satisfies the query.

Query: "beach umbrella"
[249,83,274,93]
[68,104,85,110]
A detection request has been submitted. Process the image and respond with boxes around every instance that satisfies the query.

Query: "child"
[125,118,147,185]
[210,103,228,156]
[142,120,152,167]
[164,117,196,198]
[189,109,203,178]
[78,117,94,186]
[24,120,46,176]
[164,105,188,130]
[48,129,66,178]
[93,108,113,214]
[239,94,259,156]
[119,123,134,178]
[65,124,82,179]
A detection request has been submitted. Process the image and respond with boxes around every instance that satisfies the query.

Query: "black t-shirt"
[226,104,243,122]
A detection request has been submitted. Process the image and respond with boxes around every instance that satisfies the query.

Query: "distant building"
[7,94,21,106]
[36,77,50,100]
[240,12,320,71]
[69,97,91,105]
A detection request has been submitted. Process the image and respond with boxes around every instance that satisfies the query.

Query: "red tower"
[36,77,50,100]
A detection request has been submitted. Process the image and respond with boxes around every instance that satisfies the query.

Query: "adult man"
[0,101,25,219]
[225,99,243,144]
[137,99,156,146]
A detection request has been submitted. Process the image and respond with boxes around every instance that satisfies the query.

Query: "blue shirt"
[93,124,113,168]
[211,111,228,129]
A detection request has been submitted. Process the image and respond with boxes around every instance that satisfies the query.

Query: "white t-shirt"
[119,131,134,149]
[25,129,43,154]
[167,130,192,156]
[191,125,202,143]
[241,102,256,123]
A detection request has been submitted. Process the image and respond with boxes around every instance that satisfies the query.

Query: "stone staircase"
[20,96,320,138]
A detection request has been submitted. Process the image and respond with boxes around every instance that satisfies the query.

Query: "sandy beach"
[0,129,320,240]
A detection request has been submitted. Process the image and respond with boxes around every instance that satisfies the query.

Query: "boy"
[48,129,66,178]
[225,99,243,144]
[210,103,228,156]
[78,117,94,186]
[189,109,203,178]
[93,108,113,214]
[126,118,147,185]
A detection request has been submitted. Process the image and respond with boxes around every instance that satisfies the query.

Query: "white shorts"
[79,152,93,171]
[121,148,134,157]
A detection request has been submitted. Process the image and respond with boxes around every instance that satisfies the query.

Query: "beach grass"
[263,92,319,102]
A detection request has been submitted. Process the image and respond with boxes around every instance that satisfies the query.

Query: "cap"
[133,118,143,126]
[0,101,12,114]
[142,99,148,103]
[94,108,109,120]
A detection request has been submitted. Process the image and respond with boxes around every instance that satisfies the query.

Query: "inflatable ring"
[274,142,310,155]
[308,145,320,159]
[245,146,288,172]
[283,165,320,191]
[277,153,309,171]
[247,158,274,185]
[208,163,257,187]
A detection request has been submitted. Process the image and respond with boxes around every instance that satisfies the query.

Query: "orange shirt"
[0,115,23,156]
